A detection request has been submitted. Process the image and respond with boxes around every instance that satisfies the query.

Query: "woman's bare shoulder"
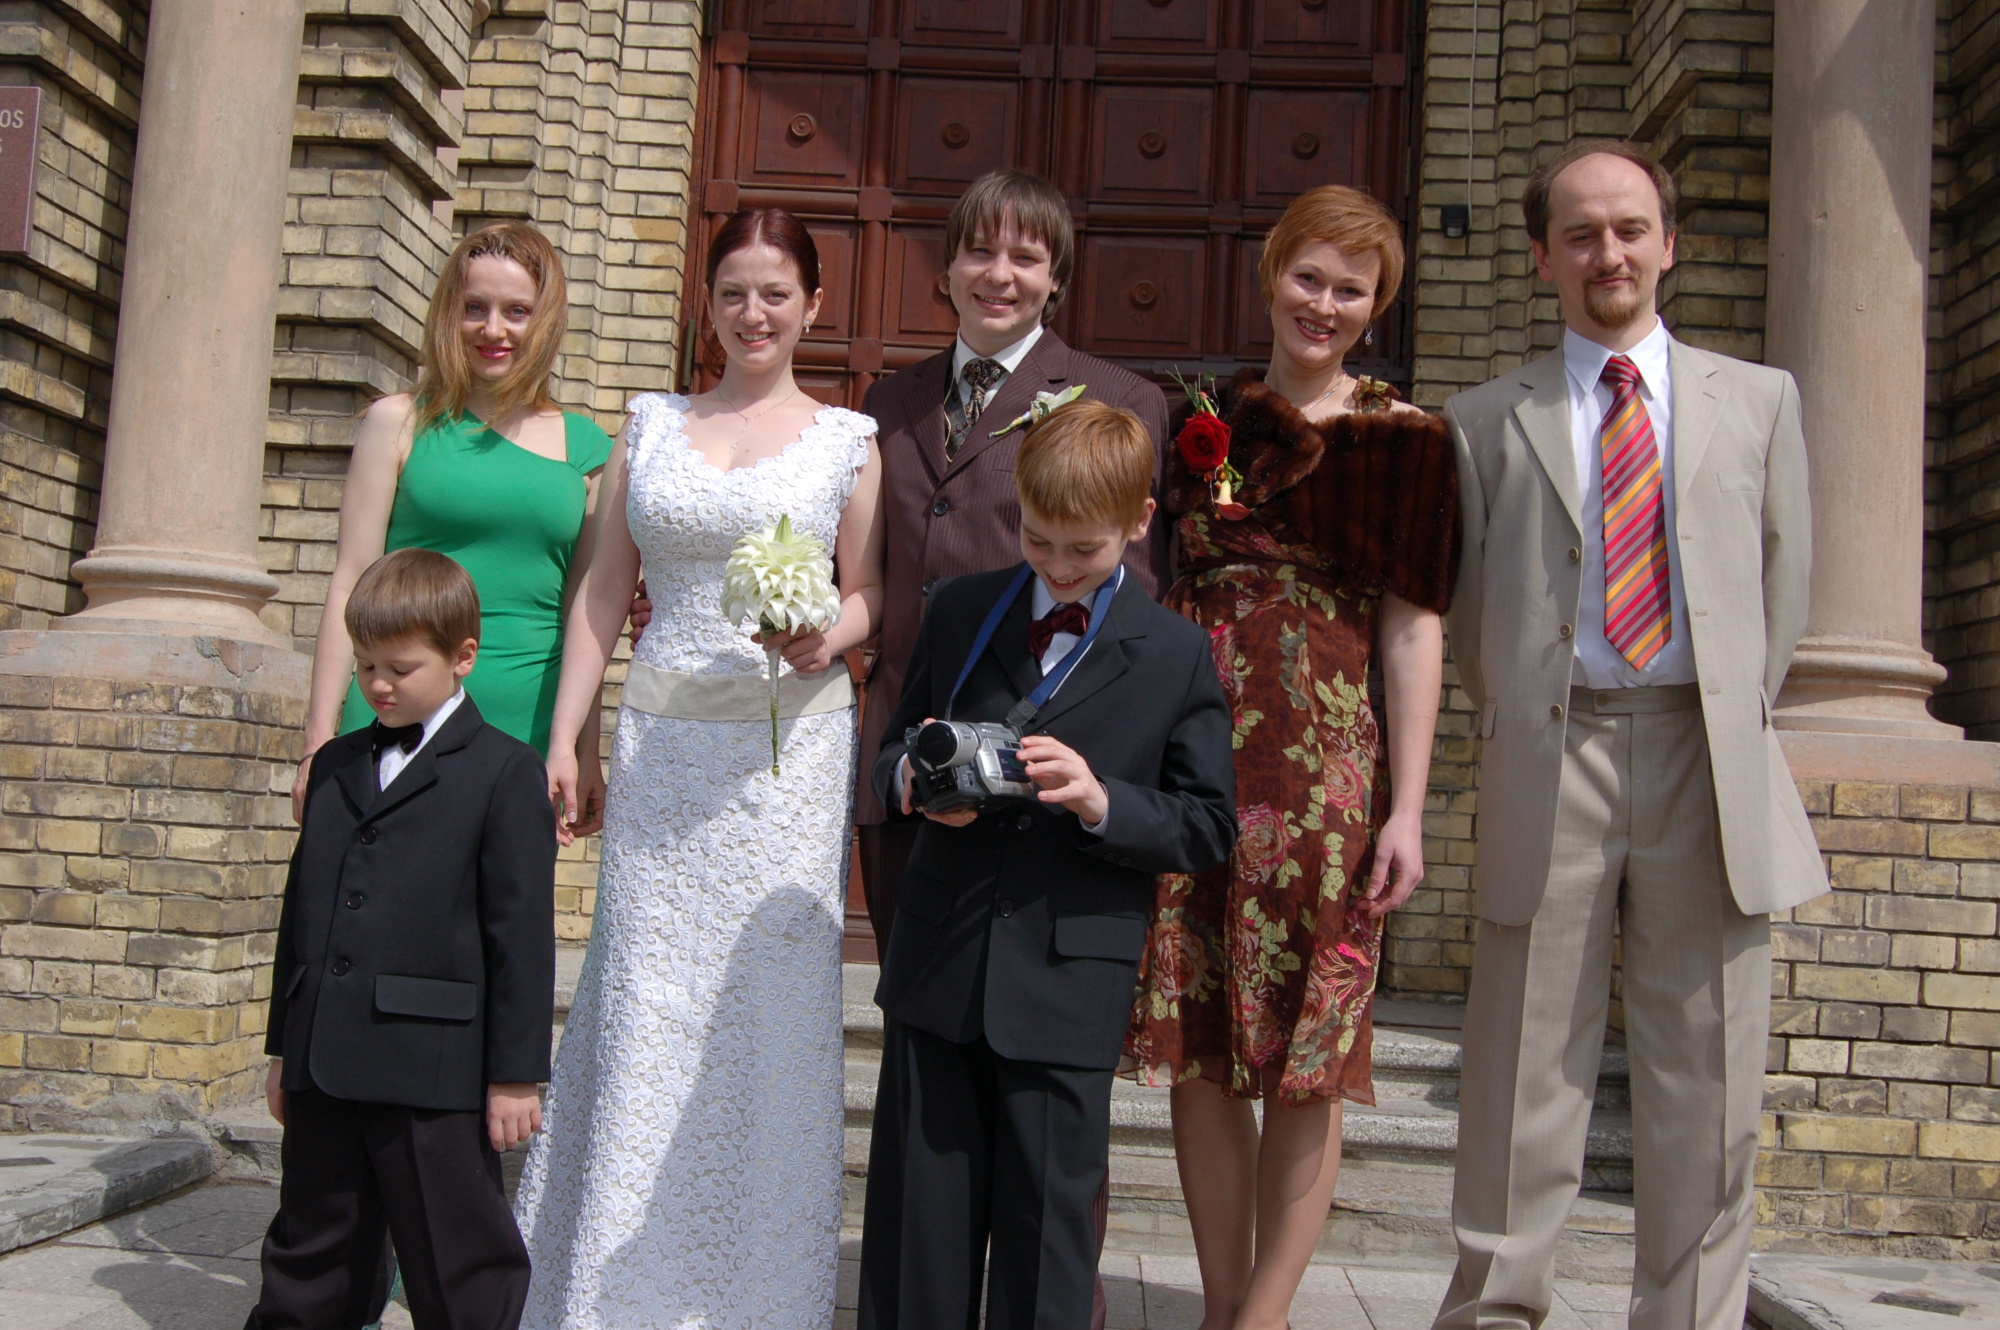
[362,392,418,425]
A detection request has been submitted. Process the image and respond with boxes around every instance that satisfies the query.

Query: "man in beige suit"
[1435,142,1829,1330]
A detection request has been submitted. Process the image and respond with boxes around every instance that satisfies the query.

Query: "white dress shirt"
[1562,321,1695,688]
[376,688,465,790]
[1028,574,1094,681]
[950,323,1044,409]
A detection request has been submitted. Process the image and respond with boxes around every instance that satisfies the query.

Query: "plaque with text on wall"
[0,88,41,255]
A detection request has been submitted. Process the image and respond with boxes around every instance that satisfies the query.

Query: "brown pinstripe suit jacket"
[854,330,1170,824]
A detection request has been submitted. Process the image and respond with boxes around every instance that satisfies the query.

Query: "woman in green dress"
[294,222,614,824]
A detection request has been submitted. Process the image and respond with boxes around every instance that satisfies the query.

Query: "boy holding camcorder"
[858,400,1238,1330]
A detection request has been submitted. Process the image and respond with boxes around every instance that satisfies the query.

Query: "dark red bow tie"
[1029,601,1090,660]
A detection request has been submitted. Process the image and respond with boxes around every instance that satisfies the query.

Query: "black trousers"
[245,1088,530,1330]
[859,1019,1114,1330]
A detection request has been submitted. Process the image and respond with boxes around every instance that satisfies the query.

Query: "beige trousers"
[1434,686,1771,1330]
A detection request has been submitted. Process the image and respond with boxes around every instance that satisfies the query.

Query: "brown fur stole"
[1164,368,1461,615]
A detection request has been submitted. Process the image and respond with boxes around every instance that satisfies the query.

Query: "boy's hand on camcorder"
[1019,735,1108,826]
[903,720,979,826]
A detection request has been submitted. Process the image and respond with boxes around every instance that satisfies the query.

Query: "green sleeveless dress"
[340,410,615,755]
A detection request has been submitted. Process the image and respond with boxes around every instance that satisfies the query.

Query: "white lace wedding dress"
[515,392,873,1329]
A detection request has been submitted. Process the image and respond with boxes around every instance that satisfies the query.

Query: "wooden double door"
[690,0,1416,407]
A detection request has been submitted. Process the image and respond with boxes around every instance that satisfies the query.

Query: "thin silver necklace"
[715,384,800,450]
[1280,371,1350,416]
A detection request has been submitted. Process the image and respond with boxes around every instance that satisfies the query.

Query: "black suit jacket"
[266,698,557,1112]
[872,567,1236,1070]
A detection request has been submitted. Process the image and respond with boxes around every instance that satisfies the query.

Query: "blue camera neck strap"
[944,564,1123,727]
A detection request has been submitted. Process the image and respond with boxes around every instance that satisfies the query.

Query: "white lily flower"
[723,514,840,773]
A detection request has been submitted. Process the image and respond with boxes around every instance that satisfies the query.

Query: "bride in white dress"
[517,208,883,1328]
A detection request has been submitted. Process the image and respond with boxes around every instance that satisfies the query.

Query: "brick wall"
[457,0,701,416]
[1760,778,2000,1253]
[1925,0,2000,739]
[0,657,303,1133]
[0,1,146,632]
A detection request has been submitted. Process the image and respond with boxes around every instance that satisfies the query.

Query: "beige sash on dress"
[620,658,855,722]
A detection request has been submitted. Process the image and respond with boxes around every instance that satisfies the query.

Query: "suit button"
[933,499,950,516]
[1567,547,1581,564]
[1559,623,1573,639]
[357,826,377,844]
[1016,813,1032,831]
[997,899,1015,918]
[344,893,364,910]
[330,959,351,977]
[923,579,938,596]
[1550,703,1565,720]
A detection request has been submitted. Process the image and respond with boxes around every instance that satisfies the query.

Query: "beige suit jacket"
[1444,339,1829,924]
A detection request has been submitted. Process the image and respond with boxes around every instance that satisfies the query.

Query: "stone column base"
[0,630,306,1132]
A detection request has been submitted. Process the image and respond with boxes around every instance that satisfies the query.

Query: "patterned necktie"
[1028,601,1090,662]
[948,357,1005,459]
[1598,354,1671,669]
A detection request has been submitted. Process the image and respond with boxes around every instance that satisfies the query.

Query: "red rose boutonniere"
[1170,370,1248,520]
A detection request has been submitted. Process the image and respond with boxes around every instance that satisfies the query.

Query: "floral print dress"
[1125,370,1460,1105]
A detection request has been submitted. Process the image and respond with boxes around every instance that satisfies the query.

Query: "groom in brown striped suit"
[855,169,1168,946]
[1438,142,1827,1330]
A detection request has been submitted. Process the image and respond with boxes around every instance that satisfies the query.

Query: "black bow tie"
[1029,602,1091,660]
[371,721,424,757]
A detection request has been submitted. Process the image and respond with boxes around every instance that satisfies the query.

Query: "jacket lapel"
[948,330,1069,478]
[355,697,484,825]
[333,734,380,820]
[1668,339,1728,507]
[908,350,954,485]
[1029,576,1143,730]
[1509,349,1583,536]
[989,586,1044,704]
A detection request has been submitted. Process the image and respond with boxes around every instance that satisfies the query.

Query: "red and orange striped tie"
[1599,355,1671,669]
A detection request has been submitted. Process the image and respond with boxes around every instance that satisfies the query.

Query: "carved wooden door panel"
[690,0,1411,956]
[691,0,1413,409]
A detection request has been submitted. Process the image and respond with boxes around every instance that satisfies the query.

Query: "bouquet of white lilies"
[722,514,841,774]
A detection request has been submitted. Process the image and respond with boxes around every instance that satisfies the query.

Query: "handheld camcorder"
[905,718,1036,814]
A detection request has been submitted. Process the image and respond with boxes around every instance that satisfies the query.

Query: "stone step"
[838,1043,1636,1182]
[0,1133,213,1256]
[835,1130,1637,1283]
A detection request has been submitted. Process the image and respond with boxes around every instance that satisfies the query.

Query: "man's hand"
[901,720,978,827]
[487,1082,543,1152]
[627,578,652,646]
[570,746,607,839]
[1019,735,1108,825]
[265,1059,285,1126]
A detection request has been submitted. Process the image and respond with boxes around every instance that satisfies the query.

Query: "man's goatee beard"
[1583,277,1647,330]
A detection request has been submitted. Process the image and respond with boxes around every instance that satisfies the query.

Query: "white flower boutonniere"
[989,383,1087,438]
[722,514,840,774]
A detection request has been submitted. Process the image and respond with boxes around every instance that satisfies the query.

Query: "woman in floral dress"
[1125,186,1460,1330]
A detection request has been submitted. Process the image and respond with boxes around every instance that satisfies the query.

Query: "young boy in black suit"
[247,549,557,1330]
[859,401,1238,1330]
